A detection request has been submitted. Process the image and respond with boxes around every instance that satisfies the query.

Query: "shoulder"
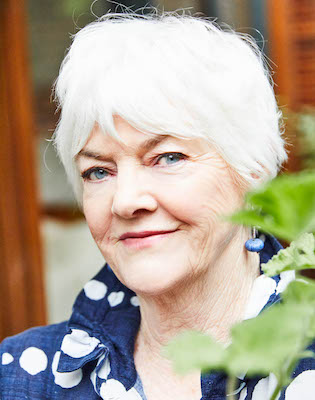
[0,322,68,399]
[1,322,68,367]
[1,321,68,355]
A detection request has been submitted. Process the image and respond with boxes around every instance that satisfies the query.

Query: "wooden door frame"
[0,0,46,340]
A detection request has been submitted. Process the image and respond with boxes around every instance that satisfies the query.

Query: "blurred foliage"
[282,106,315,170]
[228,172,315,242]
[62,0,93,16]
[60,0,105,18]
[262,232,315,276]
[298,111,315,169]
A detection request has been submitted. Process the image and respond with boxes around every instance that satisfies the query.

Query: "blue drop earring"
[245,227,264,252]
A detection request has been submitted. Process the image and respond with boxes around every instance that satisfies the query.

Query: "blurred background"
[1,0,314,340]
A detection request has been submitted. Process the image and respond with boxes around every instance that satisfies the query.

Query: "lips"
[119,230,176,240]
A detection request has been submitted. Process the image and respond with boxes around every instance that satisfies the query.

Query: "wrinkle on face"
[78,116,261,351]
[78,116,247,296]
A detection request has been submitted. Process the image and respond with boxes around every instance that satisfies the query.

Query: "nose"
[111,166,158,219]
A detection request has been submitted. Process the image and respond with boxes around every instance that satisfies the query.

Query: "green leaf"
[262,233,315,276]
[299,350,315,360]
[227,172,315,242]
[225,303,314,378]
[281,279,315,340]
[281,278,315,306]
[163,330,225,374]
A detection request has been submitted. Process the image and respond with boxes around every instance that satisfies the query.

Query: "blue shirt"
[1,234,315,399]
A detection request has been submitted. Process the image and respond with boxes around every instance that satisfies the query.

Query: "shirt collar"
[57,263,141,396]
[56,234,295,399]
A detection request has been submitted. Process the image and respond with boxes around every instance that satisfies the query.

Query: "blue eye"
[157,153,186,165]
[81,167,109,181]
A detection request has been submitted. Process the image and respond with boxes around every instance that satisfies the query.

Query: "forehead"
[80,116,212,156]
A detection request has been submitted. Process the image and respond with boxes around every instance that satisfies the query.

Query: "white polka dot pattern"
[19,347,48,376]
[84,280,108,300]
[52,351,83,389]
[99,379,142,400]
[285,370,315,399]
[276,270,295,295]
[243,275,277,320]
[239,387,247,400]
[100,379,126,400]
[108,291,125,307]
[61,329,100,358]
[130,296,140,307]
[98,356,111,380]
[251,373,280,400]
[2,352,14,365]
[90,367,97,391]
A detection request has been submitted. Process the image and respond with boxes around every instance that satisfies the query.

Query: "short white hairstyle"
[53,8,288,202]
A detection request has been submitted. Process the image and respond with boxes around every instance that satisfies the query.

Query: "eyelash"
[80,152,187,182]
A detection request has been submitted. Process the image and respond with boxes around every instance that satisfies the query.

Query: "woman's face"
[76,116,245,295]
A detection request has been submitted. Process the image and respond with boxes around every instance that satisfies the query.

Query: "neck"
[134,227,260,363]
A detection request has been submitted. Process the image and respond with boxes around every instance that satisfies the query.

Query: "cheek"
[171,166,242,233]
[206,165,244,212]
[83,194,112,244]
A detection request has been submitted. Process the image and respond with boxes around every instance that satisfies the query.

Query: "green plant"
[297,111,315,170]
[165,171,315,400]
[282,105,315,171]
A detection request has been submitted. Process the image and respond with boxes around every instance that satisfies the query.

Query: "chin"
[116,259,189,297]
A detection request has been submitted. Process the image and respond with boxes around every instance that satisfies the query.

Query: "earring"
[245,227,264,252]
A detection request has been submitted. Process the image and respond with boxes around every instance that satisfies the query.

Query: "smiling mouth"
[120,230,177,240]
[121,231,176,249]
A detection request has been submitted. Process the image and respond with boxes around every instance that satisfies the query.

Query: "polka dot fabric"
[1,235,314,399]
[19,347,48,375]
[84,280,107,301]
[1,353,13,365]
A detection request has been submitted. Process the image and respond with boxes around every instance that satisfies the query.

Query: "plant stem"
[269,382,282,400]
[227,375,237,400]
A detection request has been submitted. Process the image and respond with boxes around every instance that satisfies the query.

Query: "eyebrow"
[76,134,170,162]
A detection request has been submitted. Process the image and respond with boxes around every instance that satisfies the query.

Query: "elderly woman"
[1,10,314,400]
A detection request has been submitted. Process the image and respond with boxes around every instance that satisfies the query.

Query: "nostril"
[111,194,158,219]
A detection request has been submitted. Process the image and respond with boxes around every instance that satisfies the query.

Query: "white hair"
[53,8,287,202]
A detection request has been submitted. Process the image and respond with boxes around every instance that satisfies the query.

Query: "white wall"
[41,218,105,324]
